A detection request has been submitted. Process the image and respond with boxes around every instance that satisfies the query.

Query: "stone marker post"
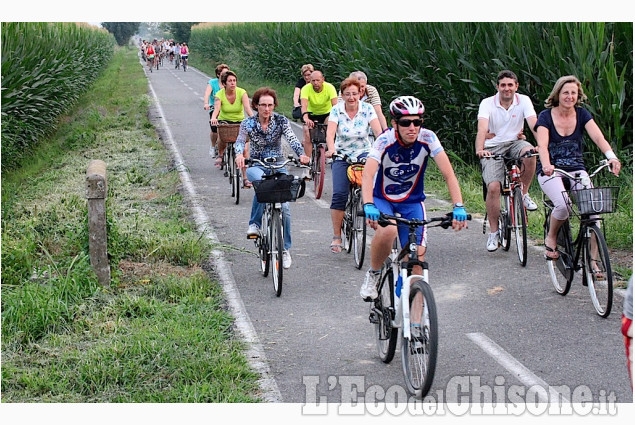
[86,160,110,287]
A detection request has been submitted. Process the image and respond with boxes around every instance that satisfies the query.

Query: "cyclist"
[292,64,314,120]
[325,77,382,253]
[210,71,254,181]
[360,96,468,301]
[300,70,338,159]
[180,42,189,69]
[204,63,230,159]
[234,87,310,269]
[145,42,155,71]
[476,70,539,252]
[535,75,621,260]
[347,71,388,131]
[174,43,181,68]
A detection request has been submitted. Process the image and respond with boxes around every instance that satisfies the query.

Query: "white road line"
[146,75,282,402]
[466,332,569,403]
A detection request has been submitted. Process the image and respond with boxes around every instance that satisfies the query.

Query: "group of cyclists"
[140,38,189,72]
[201,63,625,305]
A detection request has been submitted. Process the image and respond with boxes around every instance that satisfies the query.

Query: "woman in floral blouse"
[326,77,382,253]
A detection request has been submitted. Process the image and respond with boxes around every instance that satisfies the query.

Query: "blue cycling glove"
[364,203,380,221]
[453,206,467,222]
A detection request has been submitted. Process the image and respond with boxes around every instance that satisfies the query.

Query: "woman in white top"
[325,77,382,253]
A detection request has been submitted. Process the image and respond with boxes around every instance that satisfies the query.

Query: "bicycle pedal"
[246,234,259,240]
[369,312,379,324]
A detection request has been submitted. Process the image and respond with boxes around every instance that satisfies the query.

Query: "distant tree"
[102,22,141,46]
[165,22,199,43]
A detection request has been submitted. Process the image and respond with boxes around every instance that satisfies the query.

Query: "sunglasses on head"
[397,118,423,127]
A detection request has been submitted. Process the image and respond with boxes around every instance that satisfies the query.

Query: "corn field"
[1,22,116,170]
[190,22,632,167]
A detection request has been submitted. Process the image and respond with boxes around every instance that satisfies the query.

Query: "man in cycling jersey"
[300,70,338,159]
[360,96,468,301]
[475,70,538,252]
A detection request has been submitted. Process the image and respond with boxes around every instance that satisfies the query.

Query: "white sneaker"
[247,223,260,237]
[282,250,292,269]
[360,269,380,301]
[301,169,311,180]
[209,146,216,158]
[487,231,499,252]
[523,193,538,211]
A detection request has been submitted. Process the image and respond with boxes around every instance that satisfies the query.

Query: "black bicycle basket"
[253,173,305,203]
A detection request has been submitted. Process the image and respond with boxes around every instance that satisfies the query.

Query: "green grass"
[191,53,633,283]
[1,46,260,402]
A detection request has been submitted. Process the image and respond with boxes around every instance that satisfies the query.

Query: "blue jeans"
[330,153,368,211]
[246,165,292,251]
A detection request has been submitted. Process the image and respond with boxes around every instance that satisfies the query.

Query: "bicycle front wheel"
[341,201,351,253]
[233,167,241,204]
[352,193,366,269]
[499,194,511,251]
[374,267,398,363]
[271,210,284,297]
[260,210,270,277]
[584,224,613,317]
[512,187,528,266]
[401,279,438,399]
[313,144,325,199]
[544,210,573,295]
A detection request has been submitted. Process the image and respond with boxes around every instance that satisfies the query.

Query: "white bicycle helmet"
[389,96,425,118]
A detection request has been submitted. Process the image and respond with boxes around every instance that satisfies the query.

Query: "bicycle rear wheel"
[584,224,613,317]
[512,187,528,266]
[544,209,574,295]
[352,192,366,269]
[271,210,284,297]
[499,194,511,251]
[401,279,437,399]
[374,267,398,363]
[313,144,325,199]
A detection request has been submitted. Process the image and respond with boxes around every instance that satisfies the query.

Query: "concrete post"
[86,160,110,287]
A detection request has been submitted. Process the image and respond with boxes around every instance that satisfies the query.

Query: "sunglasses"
[397,118,423,127]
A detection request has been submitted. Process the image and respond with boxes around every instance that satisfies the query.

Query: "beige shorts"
[480,140,533,185]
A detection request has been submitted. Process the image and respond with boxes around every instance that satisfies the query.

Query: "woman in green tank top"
[210,71,254,170]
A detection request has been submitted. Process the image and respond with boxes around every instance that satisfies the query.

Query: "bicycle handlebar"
[483,150,539,161]
[543,160,612,181]
[245,155,310,170]
[332,153,367,164]
[377,212,472,230]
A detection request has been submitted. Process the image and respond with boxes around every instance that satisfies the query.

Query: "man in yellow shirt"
[300,70,338,157]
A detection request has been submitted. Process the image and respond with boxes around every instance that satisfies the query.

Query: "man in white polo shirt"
[475,70,538,252]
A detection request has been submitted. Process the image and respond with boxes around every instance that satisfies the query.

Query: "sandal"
[544,245,560,261]
[330,236,343,253]
[243,178,252,188]
[214,157,222,168]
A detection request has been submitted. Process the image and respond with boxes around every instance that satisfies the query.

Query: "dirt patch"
[117,260,202,286]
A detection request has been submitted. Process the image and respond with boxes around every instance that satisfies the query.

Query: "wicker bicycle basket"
[565,186,619,216]
[217,123,244,143]
[346,164,365,187]
[253,173,304,203]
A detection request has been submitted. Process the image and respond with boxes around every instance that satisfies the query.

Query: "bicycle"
[247,156,308,297]
[482,151,538,266]
[217,123,243,205]
[308,122,327,199]
[542,160,619,317]
[175,54,181,69]
[334,153,367,269]
[370,212,471,398]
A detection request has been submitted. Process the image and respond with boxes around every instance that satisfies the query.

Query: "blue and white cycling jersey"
[368,127,444,203]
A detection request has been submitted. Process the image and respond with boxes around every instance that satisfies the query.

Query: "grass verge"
[1,47,260,402]
[191,53,632,284]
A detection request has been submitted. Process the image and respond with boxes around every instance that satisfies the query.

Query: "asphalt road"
[141,58,631,410]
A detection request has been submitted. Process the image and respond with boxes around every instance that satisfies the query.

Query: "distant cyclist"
[360,96,468,301]
[180,43,189,69]
[145,42,155,71]
[204,63,230,159]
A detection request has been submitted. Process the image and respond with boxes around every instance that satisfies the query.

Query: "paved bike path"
[142,61,631,406]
